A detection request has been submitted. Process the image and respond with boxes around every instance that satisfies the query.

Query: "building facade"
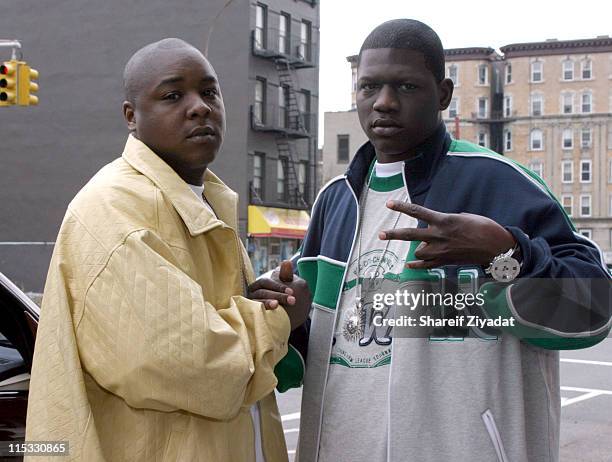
[499,37,612,265]
[246,0,320,275]
[323,38,612,265]
[0,0,319,292]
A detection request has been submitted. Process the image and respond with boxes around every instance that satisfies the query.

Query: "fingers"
[248,278,294,296]
[279,260,294,283]
[379,227,431,242]
[404,259,443,270]
[386,201,445,225]
[249,289,296,306]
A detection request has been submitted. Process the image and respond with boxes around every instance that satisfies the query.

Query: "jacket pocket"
[481,409,510,462]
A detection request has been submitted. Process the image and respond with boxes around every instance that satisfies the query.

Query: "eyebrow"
[155,75,218,90]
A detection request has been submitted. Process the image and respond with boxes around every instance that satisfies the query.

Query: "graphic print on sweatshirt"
[330,166,416,369]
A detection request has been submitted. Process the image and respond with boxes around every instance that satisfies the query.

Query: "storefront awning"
[248,205,310,239]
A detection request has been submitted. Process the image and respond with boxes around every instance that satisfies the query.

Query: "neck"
[375,149,419,164]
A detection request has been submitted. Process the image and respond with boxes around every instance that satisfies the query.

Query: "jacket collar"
[346,123,451,199]
[122,134,239,234]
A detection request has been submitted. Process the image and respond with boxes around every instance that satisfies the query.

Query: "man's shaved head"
[123,38,205,104]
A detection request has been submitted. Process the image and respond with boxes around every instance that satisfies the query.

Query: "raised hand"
[379,201,517,270]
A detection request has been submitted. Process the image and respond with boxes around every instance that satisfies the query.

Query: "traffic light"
[0,60,18,106]
[17,61,38,106]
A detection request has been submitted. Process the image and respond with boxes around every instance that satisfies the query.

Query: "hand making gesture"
[379,201,518,270]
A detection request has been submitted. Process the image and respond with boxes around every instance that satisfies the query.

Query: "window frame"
[561,160,574,183]
[531,61,543,82]
[580,159,592,183]
[562,128,573,150]
[530,129,544,151]
[337,134,350,163]
[562,59,574,81]
[252,152,265,198]
[561,194,573,216]
[579,194,592,217]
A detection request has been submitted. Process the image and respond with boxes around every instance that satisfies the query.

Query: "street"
[276,339,612,461]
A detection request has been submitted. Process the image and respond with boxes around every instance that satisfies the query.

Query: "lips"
[187,125,216,138]
[371,119,403,137]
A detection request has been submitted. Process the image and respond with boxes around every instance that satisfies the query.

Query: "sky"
[317,0,612,146]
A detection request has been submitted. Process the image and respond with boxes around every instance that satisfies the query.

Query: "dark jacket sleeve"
[472,161,612,349]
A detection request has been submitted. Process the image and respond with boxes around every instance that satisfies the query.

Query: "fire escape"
[250,21,316,210]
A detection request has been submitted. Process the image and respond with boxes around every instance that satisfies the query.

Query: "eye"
[202,88,219,98]
[398,83,417,92]
[359,82,380,92]
[163,91,181,101]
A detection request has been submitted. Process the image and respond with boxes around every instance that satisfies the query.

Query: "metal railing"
[251,28,318,67]
[251,104,315,138]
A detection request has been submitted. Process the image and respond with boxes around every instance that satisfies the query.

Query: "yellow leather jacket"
[26,135,290,461]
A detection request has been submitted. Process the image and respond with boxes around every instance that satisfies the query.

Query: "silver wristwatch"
[485,245,522,282]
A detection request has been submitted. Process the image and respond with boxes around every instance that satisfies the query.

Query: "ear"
[438,78,454,111]
[122,101,137,131]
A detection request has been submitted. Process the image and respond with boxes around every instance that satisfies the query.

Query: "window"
[580,195,591,217]
[503,95,512,117]
[298,90,311,131]
[253,153,265,197]
[581,127,592,148]
[578,228,592,239]
[531,93,543,116]
[278,85,288,128]
[448,64,458,85]
[529,161,543,178]
[580,160,592,183]
[298,161,308,198]
[478,64,488,85]
[254,78,266,125]
[254,3,267,50]
[277,157,288,201]
[581,92,592,113]
[561,195,573,216]
[530,129,543,150]
[531,61,543,82]
[562,128,573,149]
[562,59,574,80]
[562,93,574,114]
[561,160,573,183]
[505,63,512,84]
[448,98,458,118]
[477,97,488,118]
[477,132,487,147]
[299,20,312,61]
[581,59,592,79]
[337,134,350,163]
[278,13,290,54]
[504,130,512,151]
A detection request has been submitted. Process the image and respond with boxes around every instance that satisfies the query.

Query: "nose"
[372,84,399,113]
[186,94,211,119]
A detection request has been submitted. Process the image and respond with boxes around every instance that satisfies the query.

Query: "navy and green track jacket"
[275,123,611,393]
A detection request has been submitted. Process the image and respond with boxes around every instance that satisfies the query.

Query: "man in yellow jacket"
[25,38,310,461]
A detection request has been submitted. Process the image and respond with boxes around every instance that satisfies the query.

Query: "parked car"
[0,272,39,452]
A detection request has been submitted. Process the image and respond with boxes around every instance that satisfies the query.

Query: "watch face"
[491,256,521,282]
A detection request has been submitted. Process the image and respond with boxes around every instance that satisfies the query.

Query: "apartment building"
[499,37,612,264]
[247,0,320,275]
[323,37,612,264]
[0,0,319,291]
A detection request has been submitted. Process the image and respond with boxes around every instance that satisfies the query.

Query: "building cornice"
[501,37,612,58]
